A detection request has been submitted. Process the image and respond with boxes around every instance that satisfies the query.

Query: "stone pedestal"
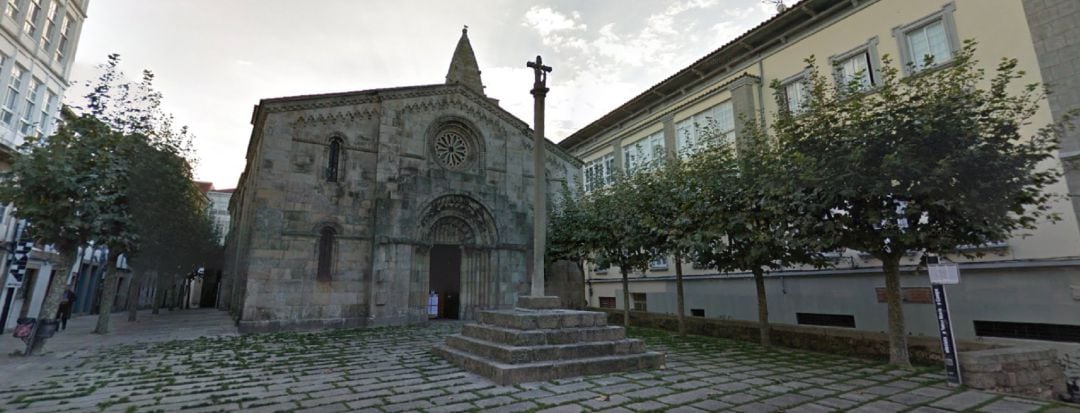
[433,296,664,385]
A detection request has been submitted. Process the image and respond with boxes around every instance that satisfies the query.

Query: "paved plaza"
[0,309,1077,412]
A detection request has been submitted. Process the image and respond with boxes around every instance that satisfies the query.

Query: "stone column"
[527,56,552,299]
[662,115,677,159]
[728,75,760,154]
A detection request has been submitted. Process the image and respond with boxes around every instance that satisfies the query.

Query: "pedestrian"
[57,287,75,330]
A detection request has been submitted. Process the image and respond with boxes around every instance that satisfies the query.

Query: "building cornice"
[560,0,863,152]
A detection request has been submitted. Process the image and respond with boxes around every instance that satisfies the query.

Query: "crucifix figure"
[528,55,551,96]
[527,55,552,298]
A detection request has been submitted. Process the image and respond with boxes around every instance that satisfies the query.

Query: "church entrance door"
[429,245,462,319]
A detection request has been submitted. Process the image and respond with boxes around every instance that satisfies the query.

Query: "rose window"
[435,131,470,169]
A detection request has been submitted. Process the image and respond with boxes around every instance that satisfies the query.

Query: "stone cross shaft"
[527,55,551,298]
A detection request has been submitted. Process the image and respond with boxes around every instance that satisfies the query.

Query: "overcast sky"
[69,0,778,189]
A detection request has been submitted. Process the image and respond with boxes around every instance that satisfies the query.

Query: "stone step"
[461,324,626,346]
[432,342,665,385]
[475,309,607,330]
[445,334,645,364]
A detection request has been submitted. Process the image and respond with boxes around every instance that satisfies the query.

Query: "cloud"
[522,6,586,37]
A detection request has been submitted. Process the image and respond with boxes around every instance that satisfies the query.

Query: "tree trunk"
[674,253,686,336]
[29,251,76,355]
[882,255,911,368]
[620,267,630,328]
[126,270,142,322]
[753,267,770,348]
[151,273,162,315]
[93,255,121,334]
[36,253,74,322]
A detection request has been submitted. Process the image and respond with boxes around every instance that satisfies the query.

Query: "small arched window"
[316,226,335,281]
[326,137,343,182]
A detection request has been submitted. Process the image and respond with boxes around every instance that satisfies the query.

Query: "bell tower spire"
[446,25,485,96]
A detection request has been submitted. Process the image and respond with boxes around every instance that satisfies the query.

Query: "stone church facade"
[221,29,581,332]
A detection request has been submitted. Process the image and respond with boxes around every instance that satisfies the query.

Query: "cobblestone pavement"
[1,313,1077,413]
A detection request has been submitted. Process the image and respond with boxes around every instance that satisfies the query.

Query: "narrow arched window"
[326,137,342,182]
[316,226,335,281]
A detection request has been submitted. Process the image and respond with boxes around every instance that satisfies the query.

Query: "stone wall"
[598,309,997,365]
[226,84,582,331]
[545,260,585,309]
[601,309,1076,400]
[960,347,1067,400]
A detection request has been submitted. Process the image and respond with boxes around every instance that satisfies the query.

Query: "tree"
[0,112,123,352]
[691,127,823,347]
[78,54,203,332]
[547,185,592,272]
[776,41,1064,366]
[630,156,717,335]
[579,175,659,327]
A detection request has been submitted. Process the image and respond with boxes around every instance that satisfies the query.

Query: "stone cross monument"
[433,53,663,384]
[527,55,552,298]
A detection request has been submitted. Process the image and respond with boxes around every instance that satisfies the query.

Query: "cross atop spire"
[446,25,485,96]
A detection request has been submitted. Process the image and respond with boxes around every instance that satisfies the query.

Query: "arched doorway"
[415,195,499,320]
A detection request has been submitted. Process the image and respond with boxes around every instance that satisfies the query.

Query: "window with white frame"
[648,255,668,270]
[906,21,950,70]
[676,100,734,157]
[3,66,25,125]
[54,13,70,63]
[623,131,664,172]
[782,74,809,114]
[39,0,56,51]
[5,0,18,19]
[837,51,874,89]
[37,89,55,135]
[20,78,40,135]
[22,0,40,36]
[583,153,614,193]
[894,3,958,74]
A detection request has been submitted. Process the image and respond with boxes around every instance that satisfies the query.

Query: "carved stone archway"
[413,194,500,320]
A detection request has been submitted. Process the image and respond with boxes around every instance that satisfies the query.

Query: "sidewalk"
[0,308,237,385]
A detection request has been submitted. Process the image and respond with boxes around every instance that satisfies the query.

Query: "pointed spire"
[446,25,485,96]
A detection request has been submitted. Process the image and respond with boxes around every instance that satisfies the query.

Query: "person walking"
[57,287,75,330]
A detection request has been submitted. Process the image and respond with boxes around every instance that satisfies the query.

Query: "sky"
[69,0,779,189]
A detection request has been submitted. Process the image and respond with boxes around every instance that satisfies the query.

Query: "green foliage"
[692,123,824,275]
[0,53,222,332]
[776,40,1063,261]
[770,40,1066,365]
[0,114,124,255]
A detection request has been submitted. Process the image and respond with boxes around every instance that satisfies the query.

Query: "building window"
[5,0,18,19]
[973,320,1080,343]
[39,0,56,51]
[37,90,55,135]
[20,78,40,135]
[326,137,342,182]
[54,13,70,63]
[599,297,616,309]
[796,312,856,328]
[3,66,24,125]
[624,131,664,172]
[831,38,880,91]
[893,3,959,74]
[781,73,809,114]
[22,0,39,36]
[316,226,335,281]
[631,293,647,312]
[676,100,734,157]
[583,153,614,192]
[648,256,668,271]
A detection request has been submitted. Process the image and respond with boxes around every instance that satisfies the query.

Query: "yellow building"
[560,0,1080,348]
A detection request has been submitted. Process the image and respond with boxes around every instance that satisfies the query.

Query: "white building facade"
[0,0,87,332]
